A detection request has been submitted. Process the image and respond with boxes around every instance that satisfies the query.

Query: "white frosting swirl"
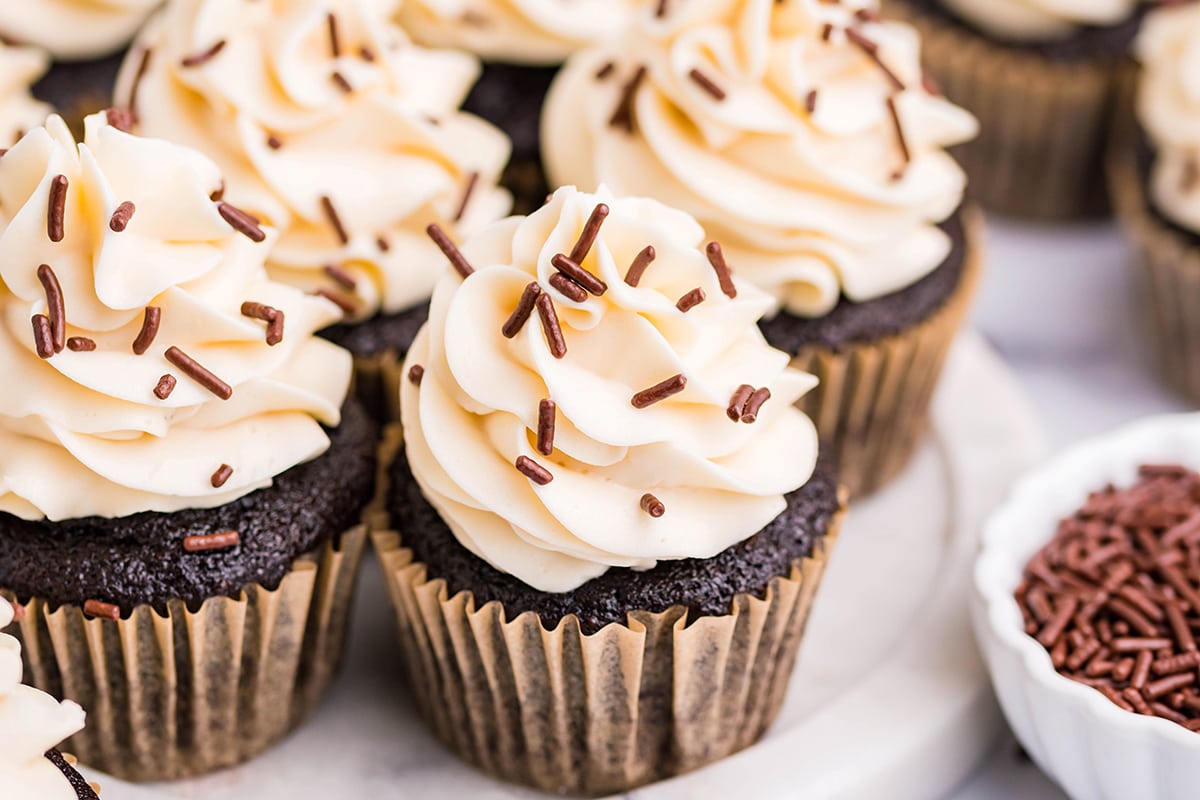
[0,598,88,800]
[0,114,352,522]
[396,0,643,65]
[402,186,820,592]
[939,0,1140,42]
[543,0,977,319]
[116,0,511,322]
[0,45,52,148]
[1135,3,1200,235]
[0,0,162,61]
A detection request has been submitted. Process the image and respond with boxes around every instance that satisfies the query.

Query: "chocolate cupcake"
[0,0,160,131]
[0,113,375,781]
[115,0,512,420]
[0,598,99,799]
[543,0,981,497]
[374,186,844,795]
[394,0,643,213]
[1110,3,1200,404]
[883,0,1147,220]
[0,42,53,145]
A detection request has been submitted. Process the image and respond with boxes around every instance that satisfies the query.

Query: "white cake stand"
[96,331,1045,800]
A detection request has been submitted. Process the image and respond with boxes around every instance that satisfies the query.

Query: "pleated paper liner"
[370,439,845,796]
[789,207,983,499]
[1108,108,1200,405]
[352,348,404,422]
[4,523,367,783]
[884,0,1129,221]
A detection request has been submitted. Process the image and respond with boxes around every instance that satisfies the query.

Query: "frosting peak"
[939,0,1140,42]
[543,0,977,318]
[117,0,512,323]
[0,113,352,522]
[0,44,52,148]
[0,0,162,61]
[0,598,88,800]
[402,186,819,592]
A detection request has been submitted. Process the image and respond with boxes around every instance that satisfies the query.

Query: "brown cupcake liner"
[789,207,984,499]
[370,430,845,796]
[1108,103,1200,405]
[5,523,368,782]
[352,347,404,422]
[885,0,1131,220]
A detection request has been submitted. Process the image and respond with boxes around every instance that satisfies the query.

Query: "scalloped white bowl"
[973,413,1200,800]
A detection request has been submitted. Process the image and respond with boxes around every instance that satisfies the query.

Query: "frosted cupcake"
[0,0,161,130]
[1110,3,1200,404]
[395,0,644,211]
[375,186,843,794]
[116,0,512,418]
[883,0,1148,219]
[0,113,376,781]
[0,598,99,799]
[0,43,53,146]
[544,0,981,497]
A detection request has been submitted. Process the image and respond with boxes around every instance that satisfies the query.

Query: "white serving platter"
[95,331,1045,800]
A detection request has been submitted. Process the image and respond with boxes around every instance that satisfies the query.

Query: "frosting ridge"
[0,0,162,61]
[0,44,52,147]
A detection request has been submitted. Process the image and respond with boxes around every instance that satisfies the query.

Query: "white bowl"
[973,413,1200,800]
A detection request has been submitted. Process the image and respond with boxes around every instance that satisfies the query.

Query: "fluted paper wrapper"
[353,348,404,422]
[5,524,367,782]
[789,208,983,499]
[885,0,1128,220]
[371,504,842,796]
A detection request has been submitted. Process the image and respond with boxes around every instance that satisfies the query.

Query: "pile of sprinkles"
[1018,464,1200,731]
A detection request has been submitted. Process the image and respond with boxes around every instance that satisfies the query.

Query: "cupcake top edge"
[1135,2,1200,236]
[401,184,821,593]
[938,0,1142,43]
[542,0,978,320]
[116,0,513,324]
[0,0,162,61]
[0,112,353,523]
[0,598,90,800]
[395,0,646,66]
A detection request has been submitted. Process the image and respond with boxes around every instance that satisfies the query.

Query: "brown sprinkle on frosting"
[741,387,772,423]
[537,398,556,456]
[705,242,737,298]
[320,194,349,245]
[327,12,341,58]
[210,464,233,488]
[408,364,424,385]
[551,253,607,296]
[569,203,610,264]
[165,346,233,400]
[595,61,615,80]
[217,201,266,242]
[549,272,587,303]
[241,301,284,346]
[266,134,283,150]
[728,384,754,422]
[502,282,542,338]
[454,171,480,223]
[323,263,357,290]
[632,373,686,409]
[67,337,96,352]
[83,599,120,620]
[154,374,177,399]
[109,201,136,232]
[31,315,53,359]
[845,28,904,91]
[37,264,65,353]
[676,287,706,313]
[805,89,819,114]
[536,293,567,359]
[641,493,666,518]
[315,288,357,316]
[610,65,648,133]
[625,245,656,287]
[105,107,134,132]
[332,70,353,93]
[886,96,911,168]
[132,306,161,355]
[47,174,67,243]
[181,39,226,68]
[426,223,474,279]
[183,530,240,553]
[515,455,554,486]
[688,67,727,101]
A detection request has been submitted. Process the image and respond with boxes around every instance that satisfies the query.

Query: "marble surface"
[953,214,1193,800]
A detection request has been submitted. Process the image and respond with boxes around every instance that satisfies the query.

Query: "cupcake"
[0,0,161,131]
[543,0,981,497]
[395,0,643,212]
[0,113,376,781]
[0,42,54,146]
[1111,3,1200,405]
[883,0,1147,220]
[0,598,100,799]
[375,186,844,795]
[115,0,512,419]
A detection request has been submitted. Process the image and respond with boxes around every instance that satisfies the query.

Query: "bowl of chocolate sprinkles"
[974,414,1200,800]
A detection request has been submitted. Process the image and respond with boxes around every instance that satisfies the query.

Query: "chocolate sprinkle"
[549,272,587,303]
[320,194,349,245]
[515,455,553,486]
[741,387,772,423]
[688,67,727,101]
[105,108,134,132]
[83,599,120,620]
[886,96,911,168]
[640,493,666,518]
[327,12,341,58]
[154,374,177,400]
[454,171,480,223]
[332,70,353,93]
[36,264,65,353]
[595,61,615,80]
[67,337,96,352]
[536,293,567,358]
[31,315,53,359]
[217,201,266,242]
[240,301,284,345]
[132,306,161,355]
[426,223,474,279]
[211,464,233,488]
[610,65,648,133]
[182,530,240,553]
[625,245,656,287]
[676,287,706,313]
[408,364,424,385]
[805,89,819,114]
[728,384,754,422]
[315,288,357,316]
[537,398,556,456]
[632,373,686,409]
[165,346,233,400]
[324,263,357,290]
[109,200,136,232]
[551,253,607,296]
[568,203,610,264]
[502,282,542,338]
[47,174,67,243]
[705,241,738,298]
[181,39,226,68]
[845,28,905,91]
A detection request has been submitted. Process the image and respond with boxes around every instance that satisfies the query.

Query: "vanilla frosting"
[0,598,88,800]
[402,186,820,592]
[0,0,162,61]
[0,113,352,522]
[543,0,977,319]
[939,0,1140,42]
[0,45,52,148]
[396,0,644,65]
[1135,3,1200,236]
[116,0,511,324]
